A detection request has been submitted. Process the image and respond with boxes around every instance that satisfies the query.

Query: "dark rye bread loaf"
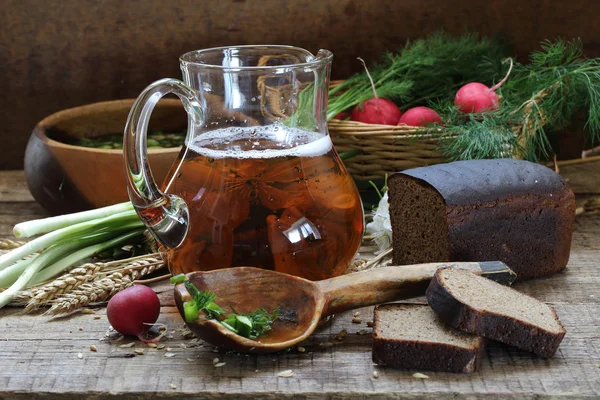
[426,267,566,357]
[388,159,576,280]
[372,303,485,373]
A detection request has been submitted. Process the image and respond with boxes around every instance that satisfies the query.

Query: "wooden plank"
[558,158,600,194]
[0,202,49,240]
[0,171,35,202]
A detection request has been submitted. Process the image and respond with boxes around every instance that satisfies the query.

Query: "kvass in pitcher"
[124,46,364,280]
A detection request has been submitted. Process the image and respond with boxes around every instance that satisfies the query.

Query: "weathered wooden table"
[1,170,599,399]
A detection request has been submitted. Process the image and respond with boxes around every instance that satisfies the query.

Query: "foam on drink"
[185,125,333,159]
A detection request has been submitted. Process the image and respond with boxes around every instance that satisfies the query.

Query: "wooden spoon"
[173,261,515,353]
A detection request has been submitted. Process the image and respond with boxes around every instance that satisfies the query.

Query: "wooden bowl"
[25,99,186,214]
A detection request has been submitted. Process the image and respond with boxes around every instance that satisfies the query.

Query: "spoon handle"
[316,261,512,316]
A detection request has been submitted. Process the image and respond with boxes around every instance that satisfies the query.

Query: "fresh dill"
[243,308,280,340]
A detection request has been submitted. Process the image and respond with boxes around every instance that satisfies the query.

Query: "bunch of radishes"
[336,59,513,127]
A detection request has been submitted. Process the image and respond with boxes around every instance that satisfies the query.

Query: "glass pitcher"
[124,45,364,281]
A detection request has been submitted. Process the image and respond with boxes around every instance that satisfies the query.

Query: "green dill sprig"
[244,308,280,339]
[508,39,600,157]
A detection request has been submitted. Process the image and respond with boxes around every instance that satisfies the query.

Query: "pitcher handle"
[123,78,203,249]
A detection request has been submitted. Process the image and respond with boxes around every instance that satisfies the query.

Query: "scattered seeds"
[89,345,97,352]
[93,316,101,320]
[134,349,145,355]
[165,352,176,358]
[119,343,135,348]
[335,329,347,341]
[372,370,379,379]
[214,362,226,368]
[357,329,368,335]
[367,321,374,327]
[179,343,187,349]
[212,358,220,365]
[186,358,195,362]
[296,346,306,353]
[156,344,166,350]
[159,326,167,331]
[277,369,294,378]
[181,329,194,339]
[147,343,158,348]
[81,309,95,314]
[168,383,177,390]
[77,352,83,359]
[353,311,360,317]
[412,372,430,379]
[166,347,173,351]
[352,317,362,324]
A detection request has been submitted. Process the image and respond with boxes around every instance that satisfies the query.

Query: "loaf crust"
[389,159,576,280]
[426,268,566,358]
[372,304,486,373]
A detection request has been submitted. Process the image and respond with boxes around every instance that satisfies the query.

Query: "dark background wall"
[1,0,599,169]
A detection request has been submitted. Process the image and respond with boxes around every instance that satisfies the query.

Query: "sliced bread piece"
[426,267,566,357]
[372,304,486,373]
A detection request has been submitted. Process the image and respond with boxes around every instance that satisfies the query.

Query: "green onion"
[235,315,253,338]
[29,229,145,286]
[0,210,142,272]
[0,201,149,310]
[0,241,79,307]
[13,202,134,238]
[170,274,187,284]
[220,320,238,334]
[0,256,39,289]
[183,301,199,322]
[204,301,224,317]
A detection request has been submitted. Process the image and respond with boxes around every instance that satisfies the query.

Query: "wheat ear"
[46,258,164,315]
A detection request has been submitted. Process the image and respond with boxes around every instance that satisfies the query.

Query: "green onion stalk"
[0,202,148,309]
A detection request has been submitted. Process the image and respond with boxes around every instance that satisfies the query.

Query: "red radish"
[398,106,442,127]
[107,285,161,342]
[455,58,514,113]
[351,98,402,125]
[350,57,402,125]
[334,111,351,120]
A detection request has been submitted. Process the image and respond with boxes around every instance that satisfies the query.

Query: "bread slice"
[426,267,566,357]
[372,304,486,373]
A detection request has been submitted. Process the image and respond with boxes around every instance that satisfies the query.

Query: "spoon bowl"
[174,261,515,353]
[174,267,325,353]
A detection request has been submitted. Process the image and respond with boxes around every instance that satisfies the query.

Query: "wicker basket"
[327,78,454,181]
[328,119,453,182]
